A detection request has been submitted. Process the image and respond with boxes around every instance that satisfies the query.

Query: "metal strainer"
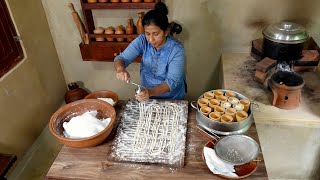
[197,125,260,165]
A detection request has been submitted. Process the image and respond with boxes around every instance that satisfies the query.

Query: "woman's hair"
[142,2,169,31]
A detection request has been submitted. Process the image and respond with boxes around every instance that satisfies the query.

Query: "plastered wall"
[0,0,66,158]
[42,0,320,101]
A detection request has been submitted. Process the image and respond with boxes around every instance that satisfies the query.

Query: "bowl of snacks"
[191,89,256,135]
[49,99,116,148]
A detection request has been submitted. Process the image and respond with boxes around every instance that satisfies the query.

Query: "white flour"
[97,98,115,106]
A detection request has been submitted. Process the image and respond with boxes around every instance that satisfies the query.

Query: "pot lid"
[262,22,309,44]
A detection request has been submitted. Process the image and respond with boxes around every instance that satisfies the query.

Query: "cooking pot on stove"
[191,89,256,135]
[262,22,309,62]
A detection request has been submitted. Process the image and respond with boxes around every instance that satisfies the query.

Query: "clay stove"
[251,22,320,109]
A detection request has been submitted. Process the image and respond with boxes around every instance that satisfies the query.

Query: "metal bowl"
[191,89,254,135]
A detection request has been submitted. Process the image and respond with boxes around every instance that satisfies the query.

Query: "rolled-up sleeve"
[114,34,144,67]
[165,45,185,91]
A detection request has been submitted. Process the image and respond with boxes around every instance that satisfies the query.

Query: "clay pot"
[110,0,120,2]
[87,0,97,3]
[98,0,108,2]
[93,27,105,42]
[115,25,125,42]
[126,18,134,42]
[132,0,142,2]
[268,71,305,110]
[136,12,144,34]
[49,99,116,148]
[144,0,154,2]
[64,82,89,104]
[105,26,115,42]
[121,0,130,2]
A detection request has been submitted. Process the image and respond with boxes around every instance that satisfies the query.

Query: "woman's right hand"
[116,69,130,82]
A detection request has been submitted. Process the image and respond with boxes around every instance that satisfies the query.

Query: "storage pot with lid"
[262,22,309,62]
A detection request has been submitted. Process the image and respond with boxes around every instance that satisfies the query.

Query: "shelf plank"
[82,3,157,9]
[79,42,141,62]
[89,34,139,38]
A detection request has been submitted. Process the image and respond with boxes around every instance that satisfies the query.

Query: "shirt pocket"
[154,59,168,80]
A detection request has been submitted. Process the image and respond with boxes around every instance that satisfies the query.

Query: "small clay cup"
[213,90,224,97]
[233,103,244,111]
[214,106,225,115]
[200,106,212,116]
[203,91,215,99]
[225,108,237,119]
[221,101,231,109]
[217,95,228,102]
[236,111,248,122]
[240,99,251,112]
[228,97,240,105]
[198,98,209,108]
[221,114,234,123]
[225,91,236,97]
[208,99,220,109]
[209,112,221,121]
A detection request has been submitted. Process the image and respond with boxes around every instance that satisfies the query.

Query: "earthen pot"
[64,82,89,104]
[144,0,154,2]
[132,0,142,2]
[126,18,134,42]
[93,27,105,42]
[136,12,144,34]
[121,0,130,2]
[105,26,115,42]
[98,0,108,2]
[115,25,125,42]
[87,0,98,3]
[268,71,305,110]
[110,0,120,2]
[49,99,116,148]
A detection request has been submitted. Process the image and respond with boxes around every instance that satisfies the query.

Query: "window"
[0,0,23,78]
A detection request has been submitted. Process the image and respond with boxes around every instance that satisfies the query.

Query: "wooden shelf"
[82,2,157,9]
[79,0,160,62]
[79,42,141,62]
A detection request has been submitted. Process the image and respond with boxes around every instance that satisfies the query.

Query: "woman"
[114,2,186,102]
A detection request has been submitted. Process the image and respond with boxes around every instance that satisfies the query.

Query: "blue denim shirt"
[114,34,186,100]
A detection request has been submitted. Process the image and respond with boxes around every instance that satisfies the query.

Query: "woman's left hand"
[135,89,150,102]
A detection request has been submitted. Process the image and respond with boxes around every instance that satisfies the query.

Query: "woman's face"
[144,24,168,49]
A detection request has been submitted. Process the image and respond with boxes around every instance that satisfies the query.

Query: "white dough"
[63,111,111,139]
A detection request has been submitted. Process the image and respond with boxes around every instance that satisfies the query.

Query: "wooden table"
[46,101,268,180]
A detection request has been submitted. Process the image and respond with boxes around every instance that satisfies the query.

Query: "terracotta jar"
[136,12,144,34]
[268,71,305,110]
[110,0,120,2]
[144,0,154,2]
[105,26,115,42]
[132,0,142,2]
[93,27,105,42]
[87,0,97,3]
[64,82,89,104]
[115,25,125,42]
[98,0,108,2]
[126,18,134,42]
[121,0,131,2]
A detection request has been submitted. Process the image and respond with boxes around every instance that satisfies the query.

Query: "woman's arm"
[114,59,130,82]
[113,34,145,82]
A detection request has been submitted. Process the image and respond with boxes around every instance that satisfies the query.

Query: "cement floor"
[7,125,62,180]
